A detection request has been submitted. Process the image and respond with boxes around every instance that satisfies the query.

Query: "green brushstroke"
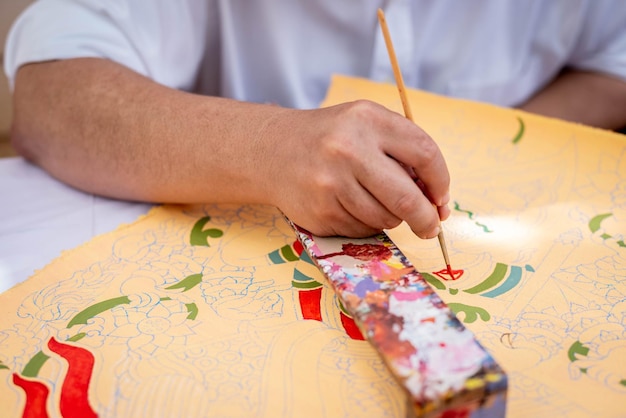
[475,222,493,233]
[22,351,49,378]
[454,202,492,232]
[185,303,199,320]
[22,333,90,377]
[292,281,323,289]
[448,303,490,323]
[453,201,474,219]
[67,332,87,342]
[190,216,224,246]
[512,116,525,144]
[280,244,300,262]
[421,272,446,290]
[165,273,203,292]
[337,298,350,315]
[589,213,612,233]
[269,244,300,264]
[568,340,589,362]
[463,263,508,294]
[482,266,523,298]
[67,296,131,328]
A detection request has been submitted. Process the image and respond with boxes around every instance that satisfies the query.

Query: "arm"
[518,69,626,130]
[11,58,450,238]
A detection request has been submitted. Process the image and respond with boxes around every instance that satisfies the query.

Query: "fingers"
[335,102,450,238]
[356,154,443,238]
[438,203,451,222]
[382,117,451,207]
[293,197,385,238]
[336,179,403,231]
[268,100,451,239]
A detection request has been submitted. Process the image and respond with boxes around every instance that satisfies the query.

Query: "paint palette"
[289,221,507,417]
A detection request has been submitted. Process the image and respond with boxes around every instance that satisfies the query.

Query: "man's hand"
[11,58,450,238]
[259,101,450,238]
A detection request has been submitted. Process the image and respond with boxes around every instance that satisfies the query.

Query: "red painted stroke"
[12,373,50,418]
[340,312,365,340]
[434,267,464,281]
[47,337,97,418]
[292,239,304,257]
[298,287,324,321]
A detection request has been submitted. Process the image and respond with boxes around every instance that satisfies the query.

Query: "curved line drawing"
[463,263,508,294]
[500,333,515,349]
[482,266,523,298]
[475,222,493,233]
[453,201,474,220]
[453,202,493,233]
[512,116,525,144]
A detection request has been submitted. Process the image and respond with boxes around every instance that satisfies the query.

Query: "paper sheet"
[324,76,626,417]
[0,76,624,417]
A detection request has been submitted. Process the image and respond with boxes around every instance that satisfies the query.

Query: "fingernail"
[440,192,450,206]
[430,225,441,239]
[440,204,451,221]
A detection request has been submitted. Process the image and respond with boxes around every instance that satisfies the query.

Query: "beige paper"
[1,76,624,417]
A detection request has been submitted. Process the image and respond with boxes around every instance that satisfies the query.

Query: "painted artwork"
[0,75,624,417]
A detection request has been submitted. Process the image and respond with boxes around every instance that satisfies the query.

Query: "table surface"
[0,157,152,294]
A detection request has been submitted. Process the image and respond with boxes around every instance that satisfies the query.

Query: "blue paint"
[482,266,522,298]
[354,277,380,298]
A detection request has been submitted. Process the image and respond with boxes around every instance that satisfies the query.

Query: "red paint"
[12,373,50,418]
[292,240,304,256]
[434,266,464,280]
[317,243,392,261]
[47,337,97,418]
[340,312,365,340]
[441,407,471,418]
[298,287,323,321]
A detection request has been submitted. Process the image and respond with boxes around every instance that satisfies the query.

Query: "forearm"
[11,58,290,205]
[12,58,451,239]
[518,69,626,130]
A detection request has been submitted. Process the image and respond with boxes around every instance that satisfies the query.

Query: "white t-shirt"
[4,0,626,109]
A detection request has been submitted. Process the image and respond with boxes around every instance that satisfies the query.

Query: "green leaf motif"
[67,296,131,328]
[166,273,203,292]
[190,216,224,246]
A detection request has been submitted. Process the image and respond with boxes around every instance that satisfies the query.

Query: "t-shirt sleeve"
[569,2,626,82]
[3,0,209,91]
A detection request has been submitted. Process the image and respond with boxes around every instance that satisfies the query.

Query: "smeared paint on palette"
[288,222,507,417]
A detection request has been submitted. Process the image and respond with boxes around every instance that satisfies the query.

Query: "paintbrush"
[377,8,454,277]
